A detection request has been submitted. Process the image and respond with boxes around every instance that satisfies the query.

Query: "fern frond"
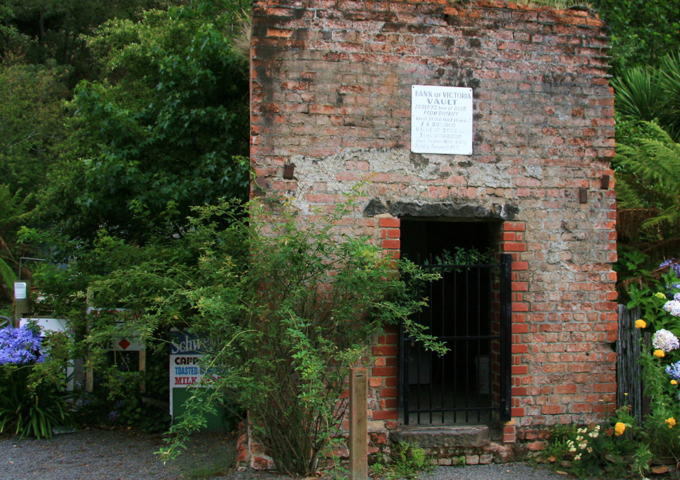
[0,257,18,292]
[615,122,680,231]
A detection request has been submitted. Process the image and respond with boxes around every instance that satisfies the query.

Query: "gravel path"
[0,428,611,480]
[0,428,235,480]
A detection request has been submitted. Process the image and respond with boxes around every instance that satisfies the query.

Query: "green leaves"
[41,0,250,244]
[612,53,680,143]
[53,196,441,475]
[0,364,73,439]
[592,0,680,75]
[0,63,68,196]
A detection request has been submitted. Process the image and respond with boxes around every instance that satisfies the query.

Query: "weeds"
[371,442,433,480]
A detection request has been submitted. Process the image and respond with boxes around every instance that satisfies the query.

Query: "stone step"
[390,425,491,448]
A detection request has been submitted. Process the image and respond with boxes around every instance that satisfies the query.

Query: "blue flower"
[667,361,680,382]
[0,326,44,365]
[661,259,680,279]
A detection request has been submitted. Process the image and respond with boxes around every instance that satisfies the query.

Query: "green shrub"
[0,364,73,438]
[372,441,433,480]
[0,326,73,439]
[155,197,444,474]
[540,420,638,478]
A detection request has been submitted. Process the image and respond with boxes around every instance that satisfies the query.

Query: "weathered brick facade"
[247,0,617,464]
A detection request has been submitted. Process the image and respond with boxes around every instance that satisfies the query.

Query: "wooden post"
[349,367,368,480]
[138,350,147,393]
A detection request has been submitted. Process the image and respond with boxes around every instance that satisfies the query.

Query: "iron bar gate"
[399,254,512,425]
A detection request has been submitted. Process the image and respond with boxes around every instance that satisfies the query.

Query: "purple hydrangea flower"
[653,329,680,353]
[0,326,44,365]
[661,259,680,279]
[667,361,680,382]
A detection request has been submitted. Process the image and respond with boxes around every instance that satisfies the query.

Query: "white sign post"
[411,85,473,155]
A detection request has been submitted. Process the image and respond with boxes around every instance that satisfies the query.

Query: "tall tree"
[592,0,680,75]
[0,62,68,195]
[0,0,188,86]
[39,0,251,245]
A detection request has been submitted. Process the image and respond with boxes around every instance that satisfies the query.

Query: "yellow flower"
[655,292,667,299]
[654,349,666,358]
[614,422,626,436]
[635,319,647,329]
[672,380,678,385]
[667,418,677,429]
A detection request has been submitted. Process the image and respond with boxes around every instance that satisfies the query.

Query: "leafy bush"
[0,325,73,438]
[606,258,680,475]
[155,198,443,474]
[372,441,433,480]
[52,194,443,474]
[539,418,640,478]
[73,347,171,433]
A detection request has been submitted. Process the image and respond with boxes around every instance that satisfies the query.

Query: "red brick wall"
[250,0,617,440]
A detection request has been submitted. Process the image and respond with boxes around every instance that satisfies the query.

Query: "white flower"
[653,329,680,352]
[589,431,599,438]
[569,447,577,452]
[664,300,680,317]
[587,447,593,453]
[574,453,582,461]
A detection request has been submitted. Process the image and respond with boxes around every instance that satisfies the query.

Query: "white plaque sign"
[411,85,473,155]
[14,282,27,300]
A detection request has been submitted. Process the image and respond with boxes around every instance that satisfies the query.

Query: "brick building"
[246,0,617,466]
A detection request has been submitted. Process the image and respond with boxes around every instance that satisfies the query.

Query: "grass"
[183,458,234,480]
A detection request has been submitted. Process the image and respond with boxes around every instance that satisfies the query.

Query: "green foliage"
[0,329,75,439]
[613,52,680,273]
[611,67,667,129]
[183,457,234,480]
[0,62,68,195]
[158,198,442,475]
[604,281,680,474]
[618,252,680,332]
[0,0,189,85]
[636,352,680,461]
[39,0,250,244]
[73,347,171,433]
[0,185,35,305]
[613,123,680,262]
[0,364,73,438]
[591,0,680,75]
[390,442,433,479]
[44,195,444,475]
[539,419,638,478]
[372,441,433,480]
[612,53,680,142]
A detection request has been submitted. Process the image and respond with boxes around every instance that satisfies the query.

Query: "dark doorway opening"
[399,220,511,426]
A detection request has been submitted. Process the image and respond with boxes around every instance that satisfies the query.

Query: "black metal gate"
[399,254,512,425]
